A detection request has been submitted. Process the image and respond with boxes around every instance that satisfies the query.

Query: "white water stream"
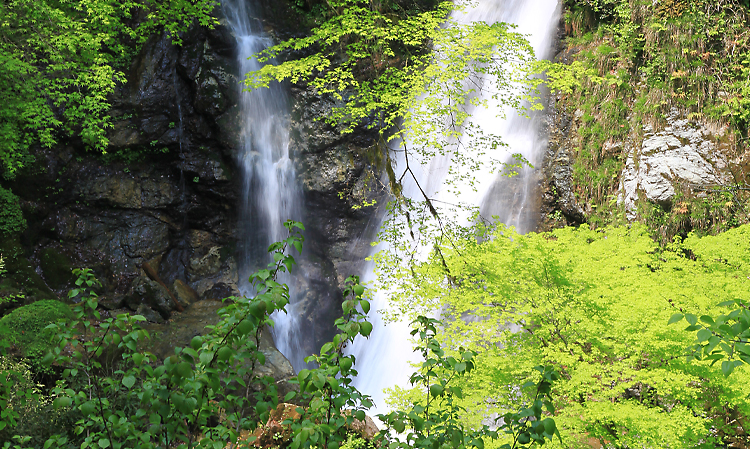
[223,0,559,408]
[222,0,308,370]
[347,0,561,415]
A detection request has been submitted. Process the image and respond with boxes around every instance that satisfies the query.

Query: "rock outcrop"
[619,110,733,218]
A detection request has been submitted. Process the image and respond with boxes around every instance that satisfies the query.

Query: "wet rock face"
[287,86,385,356]
[7,12,243,309]
[618,109,732,218]
[540,93,586,229]
[5,1,385,366]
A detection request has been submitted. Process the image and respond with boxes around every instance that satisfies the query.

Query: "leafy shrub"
[0,186,25,237]
[0,356,70,448]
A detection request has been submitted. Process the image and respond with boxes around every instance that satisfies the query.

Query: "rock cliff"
[1,1,384,362]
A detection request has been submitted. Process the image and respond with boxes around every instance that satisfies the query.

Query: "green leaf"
[41,352,55,366]
[122,375,136,389]
[668,313,684,325]
[237,319,254,336]
[53,397,72,409]
[339,357,353,371]
[132,353,144,366]
[98,438,110,449]
[217,346,233,362]
[543,418,556,435]
[697,328,712,342]
[79,401,96,417]
[359,321,373,337]
[721,360,736,376]
[176,362,193,378]
[250,301,267,318]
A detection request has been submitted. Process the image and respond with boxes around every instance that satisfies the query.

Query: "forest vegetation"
[1,0,750,448]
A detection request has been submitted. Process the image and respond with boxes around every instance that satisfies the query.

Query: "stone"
[245,403,379,448]
[126,274,177,319]
[173,279,200,306]
[74,173,180,209]
[255,330,296,398]
[38,247,75,290]
[619,109,731,218]
[202,282,237,300]
[136,304,165,324]
[346,412,379,439]
[98,296,126,310]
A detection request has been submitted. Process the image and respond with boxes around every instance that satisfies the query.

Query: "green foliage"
[37,227,304,449]
[667,225,750,375]
[0,0,217,178]
[0,221,381,449]
[381,222,750,447]
[0,300,73,372]
[378,316,560,449]
[0,222,562,449]
[0,356,68,449]
[0,186,26,236]
[280,275,375,449]
[638,186,750,244]
[246,0,537,210]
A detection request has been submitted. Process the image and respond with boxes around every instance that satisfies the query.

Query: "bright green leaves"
[121,375,136,389]
[0,0,217,177]
[244,1,536,245]
[670,296,750,372]
[379,316,560,449]
[391,222,750,447]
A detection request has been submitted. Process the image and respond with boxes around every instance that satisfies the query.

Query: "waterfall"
[222,0,307,370]
[348,0,561,415]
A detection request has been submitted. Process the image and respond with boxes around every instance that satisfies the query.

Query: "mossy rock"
[0,299,73,369]
[39,248,74,290]
[0,238,57,301]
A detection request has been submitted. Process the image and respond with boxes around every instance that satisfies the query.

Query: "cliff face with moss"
[541,0,750,241]
[0,0,382,358]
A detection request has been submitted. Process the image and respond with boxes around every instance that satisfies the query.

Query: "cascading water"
[348,0,561,415]
[222,0,307,370]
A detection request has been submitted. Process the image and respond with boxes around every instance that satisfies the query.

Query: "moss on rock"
[0,299,73,369]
